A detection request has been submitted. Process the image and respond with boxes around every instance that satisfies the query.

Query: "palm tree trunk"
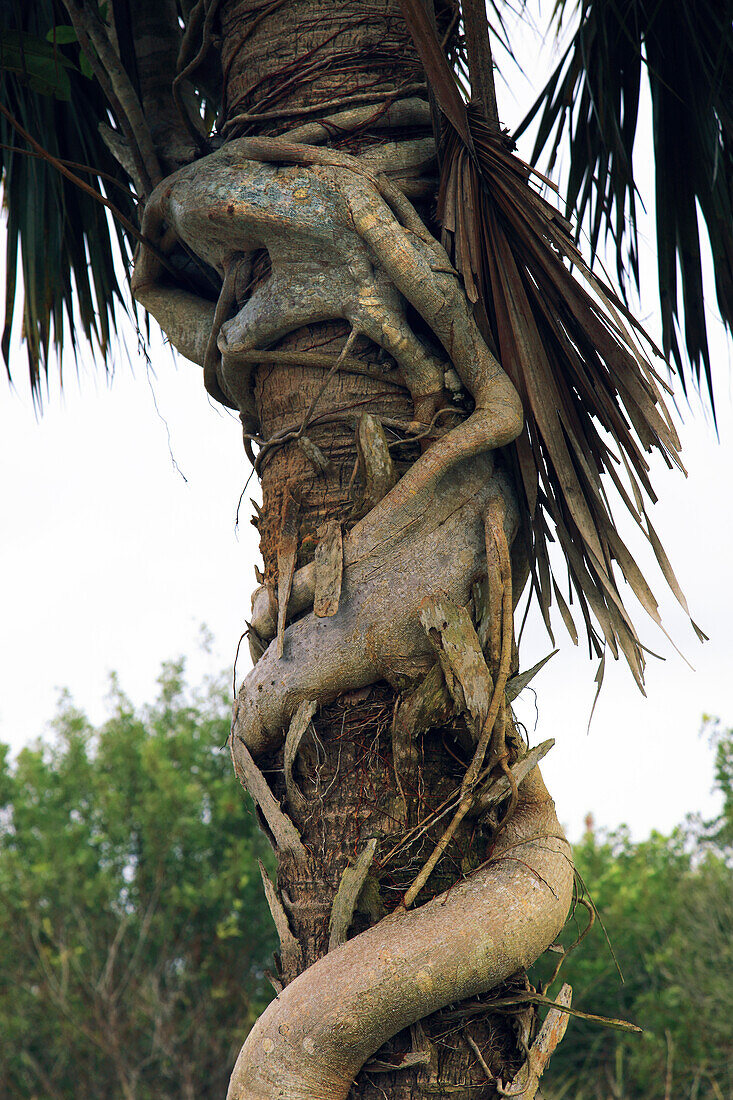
[125,0,574,1089]
[212,3,572,1096]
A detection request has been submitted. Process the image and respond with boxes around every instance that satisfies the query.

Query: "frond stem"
[462,0,500,131]
[61,0,163,195]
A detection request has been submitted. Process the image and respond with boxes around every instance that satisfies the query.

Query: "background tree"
[0,662,275,1100]
[1,1,731,1097]
[535,723,733,1100]
[1,672,730,1099]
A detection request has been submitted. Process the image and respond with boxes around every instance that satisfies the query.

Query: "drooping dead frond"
[516,0,733,411]
[400,0,701,685]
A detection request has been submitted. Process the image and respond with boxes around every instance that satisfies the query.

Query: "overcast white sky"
[1,9,731,841]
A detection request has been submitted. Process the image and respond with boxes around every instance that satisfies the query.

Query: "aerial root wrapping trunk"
[130,1,576,1095]
[133,135,573,1097]
[228,770,572,1100]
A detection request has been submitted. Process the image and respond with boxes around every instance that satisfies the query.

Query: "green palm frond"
[0,0,137,401]
[516,0,733,409]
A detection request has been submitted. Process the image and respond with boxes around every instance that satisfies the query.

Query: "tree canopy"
[0,662,275,1100]
[1,664,731,1099]
[535,720,733,1100]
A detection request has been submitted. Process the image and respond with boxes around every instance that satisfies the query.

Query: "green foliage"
[535,725,733,1100]
[1,29,78,100]
[517,0,733,408]
[703,717,733,850]
[0,661,276,1099]
[0,0,136,400]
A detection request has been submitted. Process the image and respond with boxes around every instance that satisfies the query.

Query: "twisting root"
[402,496,514,909]
[227,769,572,1100]
[130,134,572,1099]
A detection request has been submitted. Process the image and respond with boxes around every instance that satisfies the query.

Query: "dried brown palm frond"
[400,0,704,686]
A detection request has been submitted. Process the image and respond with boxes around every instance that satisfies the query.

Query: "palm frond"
[516,0,733,410]
[400,0,701,686]
[0,0,137,401]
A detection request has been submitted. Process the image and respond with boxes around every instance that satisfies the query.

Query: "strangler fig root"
[227,768,572,1100]
[131,135,573,1099]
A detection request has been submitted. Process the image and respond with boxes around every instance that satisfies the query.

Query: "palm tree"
[1,1,730,1096]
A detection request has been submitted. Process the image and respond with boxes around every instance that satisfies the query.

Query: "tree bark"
[132,1,574,1094]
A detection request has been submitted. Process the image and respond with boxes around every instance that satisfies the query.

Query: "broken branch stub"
[247,623,267,665]
[392,662,453,743]
[483,498,505,677]
[230,733,308,868]
[276,483,300,659]
[352,412,399,518]
[313,522,343,618]
[473,740,555,817]
[506,651,558,703]
[328,837,379,951]
[499,983,573,1099]
[392,662,453,804]
[283,700,317,813]
[259,861,303,980]
[404,565,514,909]
[419,596,493,739]
[362,1049,431,1074]
[297,435,333,475]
